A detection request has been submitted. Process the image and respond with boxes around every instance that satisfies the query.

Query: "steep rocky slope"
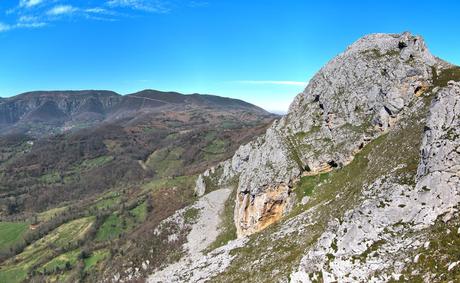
[147,32,460,282]
[0,91,121,136]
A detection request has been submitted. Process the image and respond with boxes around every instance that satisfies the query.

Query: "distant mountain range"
[0,89,272,137]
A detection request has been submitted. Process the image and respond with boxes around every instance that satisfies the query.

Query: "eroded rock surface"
[151,32,460,283]
[199,32,440,236]
[291,81,460,282]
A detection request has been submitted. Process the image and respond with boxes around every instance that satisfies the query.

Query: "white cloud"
[17,15,46,28]
[235,80,308,86]
[47,5,78,16]
[18,15,38,23]
[16,22,46,28]
[19,0,43,8]
[0,22,12,32]
[107,0,170,13]
[0,20,45,32]
[0,0,202,33]
[85,8,109,14]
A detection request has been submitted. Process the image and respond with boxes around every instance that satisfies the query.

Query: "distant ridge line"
[126,95,171,104]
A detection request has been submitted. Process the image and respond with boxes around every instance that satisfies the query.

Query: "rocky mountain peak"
[344,32,435,63]
[142,32,460,282]
[195,32,448,237]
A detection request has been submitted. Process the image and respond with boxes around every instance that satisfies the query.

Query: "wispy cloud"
[47,5,78,16]
[0,15,45,31]
[107,0,170,13]
[235,80,308,86]
[19,0,44,8]
[0,0,206,33]
[85,8,111,15]
[17,15,46,28]
[0,22,12,32]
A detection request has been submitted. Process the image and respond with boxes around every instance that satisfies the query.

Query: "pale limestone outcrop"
[291,82,460,282]
[198,32,439,236]
[149,33,460,282]
[194,174,206,197]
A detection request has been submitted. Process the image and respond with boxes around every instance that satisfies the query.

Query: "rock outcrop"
[291,81,460,283]
[198,32,440,237]
[155,32,460,282]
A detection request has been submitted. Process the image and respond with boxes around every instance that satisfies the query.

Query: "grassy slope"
[386,66,460,282]
[0,222,29,251]
[84,249,109,272]
[390,215,460,282]
[0,217,94,283]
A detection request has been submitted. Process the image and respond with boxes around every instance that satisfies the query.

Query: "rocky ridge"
[291,80,460,282]
[199,32,439,236]
[148,32,460,282]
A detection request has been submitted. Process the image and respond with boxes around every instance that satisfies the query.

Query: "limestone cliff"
[151,32,460,282]
[199,32,441,237]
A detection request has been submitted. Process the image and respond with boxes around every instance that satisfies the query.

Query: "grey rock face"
[417,81,460,180]
[291,82,460,282]
[199,32,439,236]
[153,33,460,282]
[414,81,460,225]
[0,91,120,126]
[194,174,206,197]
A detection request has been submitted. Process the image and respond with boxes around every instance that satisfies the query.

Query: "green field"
[130,201,147,222]
[95,213,124,241]
[145,147,185,177]
[38,206,68,222]
[84,249,109,272]
[96,201,147,242]
[0,217,94,283]
[141,175,196,193]
[91,191,121,210]
[39,249,80,273]
[0,222,29,251]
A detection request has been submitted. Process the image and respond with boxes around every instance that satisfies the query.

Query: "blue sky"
[0,0,459,112]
